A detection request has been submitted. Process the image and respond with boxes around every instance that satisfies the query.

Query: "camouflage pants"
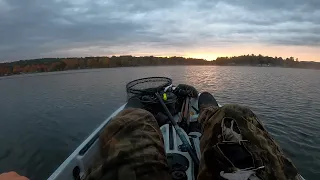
[85,105,298,180]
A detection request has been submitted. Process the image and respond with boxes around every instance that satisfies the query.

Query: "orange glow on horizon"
[95,43,320,62]
[181,44,320,62]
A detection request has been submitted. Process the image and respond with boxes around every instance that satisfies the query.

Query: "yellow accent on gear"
[163,93,167,101]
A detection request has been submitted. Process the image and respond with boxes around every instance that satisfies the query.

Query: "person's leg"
[84,108,171,180]
[197,101,298,180]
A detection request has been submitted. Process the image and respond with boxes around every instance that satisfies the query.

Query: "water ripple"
[0,66,319,180]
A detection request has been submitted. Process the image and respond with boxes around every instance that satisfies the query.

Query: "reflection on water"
[0,66,319,179]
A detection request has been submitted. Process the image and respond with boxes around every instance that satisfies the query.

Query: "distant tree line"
[216,54,320,69]
[0,54,319,76]
[0,56,212,76]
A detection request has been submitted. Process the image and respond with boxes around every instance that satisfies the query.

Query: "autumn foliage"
[1,55,319,77]
[0,56,211,76]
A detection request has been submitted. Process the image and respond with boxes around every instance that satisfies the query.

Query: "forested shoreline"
[0,55,319,76]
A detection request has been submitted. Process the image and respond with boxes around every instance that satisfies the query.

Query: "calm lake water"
[0,66,319,179]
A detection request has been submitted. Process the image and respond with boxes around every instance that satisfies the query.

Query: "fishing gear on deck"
[155,92,200,167]
[173,84,199,98]
[126,77,200,167]
[178,97,191,133]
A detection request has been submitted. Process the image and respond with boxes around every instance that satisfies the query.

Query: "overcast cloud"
[0,0,320,61]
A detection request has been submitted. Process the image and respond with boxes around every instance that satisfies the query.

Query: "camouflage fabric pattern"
[84,108,171,180]
[85,105,298,180]
[197,104,298,180]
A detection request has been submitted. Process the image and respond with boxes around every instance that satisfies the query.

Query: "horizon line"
[1,54,318,64]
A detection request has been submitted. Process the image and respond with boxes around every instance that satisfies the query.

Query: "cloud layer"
[0,0,320,61]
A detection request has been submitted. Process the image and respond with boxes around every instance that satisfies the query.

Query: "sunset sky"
[0,0,320,62]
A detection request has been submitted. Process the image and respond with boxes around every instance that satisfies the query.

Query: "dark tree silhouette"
[0,55,319,77]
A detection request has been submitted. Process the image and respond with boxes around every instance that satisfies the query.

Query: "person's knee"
[112,108,157,125]
[118,108,154,118]
[220,104,255,117]
[220,104,248,111]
